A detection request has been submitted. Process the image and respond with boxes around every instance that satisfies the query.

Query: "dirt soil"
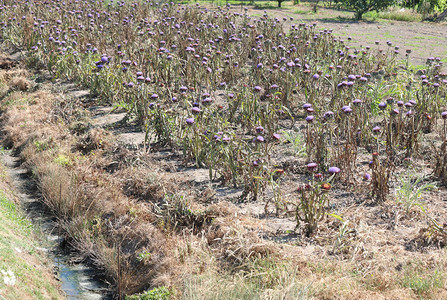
[237,5,447,66]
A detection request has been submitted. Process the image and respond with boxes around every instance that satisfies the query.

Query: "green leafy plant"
[281,129,306,157]
[126,286,172,300]
[395,173,436,213]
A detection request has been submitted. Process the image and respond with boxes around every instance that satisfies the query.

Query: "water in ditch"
[1,152,110,300]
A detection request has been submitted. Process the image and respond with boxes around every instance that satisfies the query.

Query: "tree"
[335,0,395,20]
[437,8,447,21]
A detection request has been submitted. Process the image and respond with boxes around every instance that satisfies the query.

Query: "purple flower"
[372,126,381,133]
[302,103,312,109]
[202,97,213,105]
[363,173,371,181]
[307,162,318,172]
[186,118,194,125]
[312,74,319,80]
[192,107,202,114]
[442,111,447,119]
[305,115,314,123]
[378,102,387,110]
[256,126,264,133]
[328,166,340,174]
[323,111,334,119]
[254,86,262,92]
[256,136,264,143]
[342,106,352,114]
[272,133,281,140]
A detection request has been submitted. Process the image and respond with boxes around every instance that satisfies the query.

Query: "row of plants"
[0,0,446,236]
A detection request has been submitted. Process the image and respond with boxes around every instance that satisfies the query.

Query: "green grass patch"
[401,269,444,297]
[0,186,64,299]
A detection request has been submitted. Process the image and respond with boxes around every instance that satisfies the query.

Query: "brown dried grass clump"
[121,166,166,203]
[9,76,30,91]
[75,128,110,154]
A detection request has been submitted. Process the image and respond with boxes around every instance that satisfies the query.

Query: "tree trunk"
[278,0,282,7]
[355,11,363,20]
[436,8,447,21]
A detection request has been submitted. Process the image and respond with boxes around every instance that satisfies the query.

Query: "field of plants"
[0,0,447,299]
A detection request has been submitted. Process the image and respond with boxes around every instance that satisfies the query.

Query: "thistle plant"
[370,152,394,203]
[295,165,339,236]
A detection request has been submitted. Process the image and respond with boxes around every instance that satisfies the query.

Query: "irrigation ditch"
[1,151,110,299]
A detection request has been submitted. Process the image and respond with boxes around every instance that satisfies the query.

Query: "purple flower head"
[254,86,262,92]
[353,99,362,105]
[256,126,264,133]
[372,126,381,133]
[442,111,447,119]
[378,102,387,110]
[202,97,213,105]
[328,166,340,174]
[312,74,319,80]
[186,118,194,125]
[151,94,159,99]
[192,107,202,114]
[272,133,281,141]
[323,111,334,119]
[363,173,371,181]
[397,101,404,107]
[305,115,314,123]
[342,106,352,114]
[306,162,318,172]
[256,136,265,143]
[303,103,312,110]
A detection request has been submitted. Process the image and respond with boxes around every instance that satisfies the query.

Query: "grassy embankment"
[0,161,64,299]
